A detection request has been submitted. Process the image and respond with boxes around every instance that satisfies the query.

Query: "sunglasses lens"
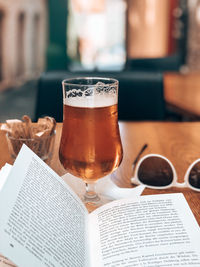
[138,156,173,187]
[188,162,200,189]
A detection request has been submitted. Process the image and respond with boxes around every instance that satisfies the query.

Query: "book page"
[0,145,89,267]
[89,193,200,267]
[0,163,12,191]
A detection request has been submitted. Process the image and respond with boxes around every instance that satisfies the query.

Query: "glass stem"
[84,183,100,202]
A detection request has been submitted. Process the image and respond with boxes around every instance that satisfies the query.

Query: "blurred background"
[0,0,199,121]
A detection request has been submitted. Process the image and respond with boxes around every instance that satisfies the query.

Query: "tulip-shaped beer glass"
[59,77,123,210]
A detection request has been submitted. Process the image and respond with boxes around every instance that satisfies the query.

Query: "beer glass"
[59,77,123,210]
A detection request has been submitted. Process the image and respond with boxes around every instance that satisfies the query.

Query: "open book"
[0,145,200,267]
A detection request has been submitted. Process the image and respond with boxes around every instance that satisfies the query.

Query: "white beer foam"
[64,94,117,108]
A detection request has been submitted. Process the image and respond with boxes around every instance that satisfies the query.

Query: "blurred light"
[71,0,105,13]
[146,0,157,25]
[196,5,200,25]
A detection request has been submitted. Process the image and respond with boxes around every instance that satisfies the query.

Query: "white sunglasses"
[131,154,200,192]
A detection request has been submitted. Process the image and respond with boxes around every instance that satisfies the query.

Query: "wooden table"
[164,72,200,120]
[0,122,200,225]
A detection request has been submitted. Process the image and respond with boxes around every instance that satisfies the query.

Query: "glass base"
[82,194,113,212]
[80,182,114,212]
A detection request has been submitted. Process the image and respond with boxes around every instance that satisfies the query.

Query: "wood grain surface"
[164,72,200,119]
[0,122,200,225]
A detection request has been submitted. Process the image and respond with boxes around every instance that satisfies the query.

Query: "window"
[0,10,4,81]
[32,14,40,72]
[17,13,25,77]
[67,0,126,71]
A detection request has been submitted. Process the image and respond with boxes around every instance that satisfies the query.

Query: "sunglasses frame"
[131,154,200,192]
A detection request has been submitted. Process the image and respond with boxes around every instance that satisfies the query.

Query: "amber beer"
[59,97,123,182]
